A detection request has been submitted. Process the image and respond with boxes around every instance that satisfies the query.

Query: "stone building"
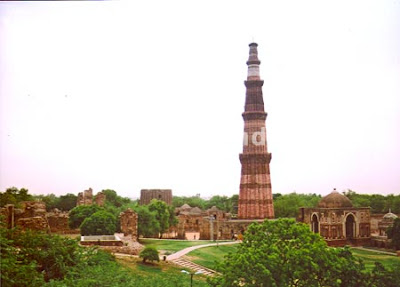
[298,189,371,246]
[139,189,172,205]
[238,42,274,219]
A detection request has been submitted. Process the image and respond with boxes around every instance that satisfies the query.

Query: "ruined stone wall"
[77,188,93,206]
[119,208,138,240]
[94,191,106,206]
[1,201,50,232]
[47,209,79,234]
[139,189,172,205]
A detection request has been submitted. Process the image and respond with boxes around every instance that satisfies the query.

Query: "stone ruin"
[77,188,106,207]
[0,202,80,234]
[119,208,138,240]
[1,201,49,232]
[77,188,93,206]
[47,208,78,234]
[95,191,106,206]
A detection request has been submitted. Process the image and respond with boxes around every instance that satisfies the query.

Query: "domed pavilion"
[298,189,371,246]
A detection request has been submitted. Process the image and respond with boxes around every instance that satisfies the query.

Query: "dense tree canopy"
[343,190,400,214]
[0,187,33,207]
[134,205,160,237]
[80,210,117,235]
[273,193,321,218]
[148,199,171,237]
[68,205,102,229]
[210,218,400,287]
[173,194,239,213]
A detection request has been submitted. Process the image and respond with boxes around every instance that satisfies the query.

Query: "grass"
[350,248,400,271]
[116,256,209,286]
[186,245,239,270]
[139,239,220,254]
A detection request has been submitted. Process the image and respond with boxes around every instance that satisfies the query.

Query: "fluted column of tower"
[238,43,274,219]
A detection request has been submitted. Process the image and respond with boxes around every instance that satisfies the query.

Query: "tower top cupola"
[246,43,261,80]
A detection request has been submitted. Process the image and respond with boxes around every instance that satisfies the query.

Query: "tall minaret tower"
[238,43,274,219]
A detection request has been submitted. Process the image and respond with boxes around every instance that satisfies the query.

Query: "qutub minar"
[238,43,275,219]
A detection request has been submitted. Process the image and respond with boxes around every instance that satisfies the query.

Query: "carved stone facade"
[140,189,172,205]
[298,189,371,246]
[238,43,274,219]
[119,208,138,240]
[77,188,93,206]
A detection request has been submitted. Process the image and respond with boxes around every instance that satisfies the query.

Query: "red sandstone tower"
[238,43,274,219]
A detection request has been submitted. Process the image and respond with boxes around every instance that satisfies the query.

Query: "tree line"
[1,187,399,223]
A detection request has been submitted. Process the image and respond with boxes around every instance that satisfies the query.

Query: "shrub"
[139,247,159,263]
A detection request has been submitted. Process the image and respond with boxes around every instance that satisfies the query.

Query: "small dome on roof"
[318,189,353,208]
[189,207,202,214]
[383,211,398,220]
[180,204,191,210]
[208,206,219,211]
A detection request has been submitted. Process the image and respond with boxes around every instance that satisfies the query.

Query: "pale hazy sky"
[1,1,399,199]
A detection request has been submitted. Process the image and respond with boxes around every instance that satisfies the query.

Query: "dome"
[179,204,191,210]
[383,212,398,221]
[318,190,353,208]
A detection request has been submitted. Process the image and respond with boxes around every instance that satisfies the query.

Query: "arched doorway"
[345,214,355,239]
[312,214,319,233]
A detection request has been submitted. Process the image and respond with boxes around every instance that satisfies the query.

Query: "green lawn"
[117,256,209,287]
[350,248,400,271]
[139,239,218,254]
[186,245,239,270]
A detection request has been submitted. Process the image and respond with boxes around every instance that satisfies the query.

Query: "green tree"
[101,189,132,208]
[148,199,171,238]
[274,193,320,218]
[210,218,369,287]
[0,187,33,207]
[172,195,207,209]
[68,204,102,229]
[139,246,159,263]
[387,218,400,250]
[134,205,160,237]
[80,210,117,235]
[55,193,77,211]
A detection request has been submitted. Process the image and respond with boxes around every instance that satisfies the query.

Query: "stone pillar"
[238,43,274,219]
[95,191,106,206]
[119,208,138,240]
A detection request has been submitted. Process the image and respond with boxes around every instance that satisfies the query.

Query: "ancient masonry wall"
[139,189,172,205]
[119,208,138,240]
[77,188,93,206]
